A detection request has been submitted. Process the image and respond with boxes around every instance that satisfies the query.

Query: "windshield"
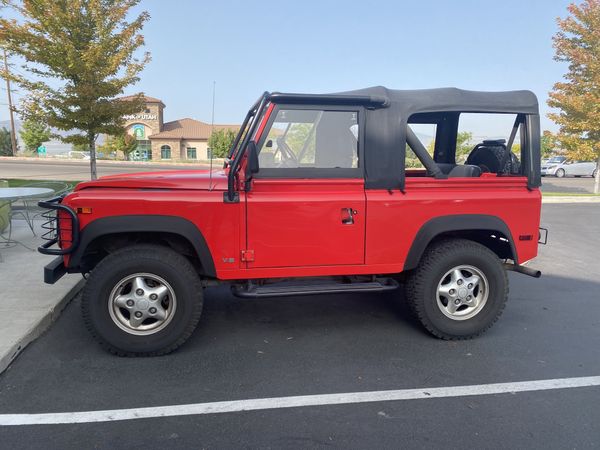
[547,156,566,164]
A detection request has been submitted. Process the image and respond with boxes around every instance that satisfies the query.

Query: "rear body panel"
[366,176,541,267]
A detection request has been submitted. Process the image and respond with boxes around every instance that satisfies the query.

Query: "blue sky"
[2,0,573,133]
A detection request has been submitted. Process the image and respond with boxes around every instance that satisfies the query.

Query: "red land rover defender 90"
[39,87,544,356]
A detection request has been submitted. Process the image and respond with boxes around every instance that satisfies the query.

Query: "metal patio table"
[0,187,54,250]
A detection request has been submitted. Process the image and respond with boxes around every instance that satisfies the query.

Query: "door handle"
[341,207,357,225]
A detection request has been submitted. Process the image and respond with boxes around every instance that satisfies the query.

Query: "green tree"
[455,131,474,163]
[0,127,13,156]
[71,142,89,153]
[19,118,51,154]
[208,128,238,158]
[541,131,556,159]
[0,0,150,179]
[422,131,474,166]
[98,132,137,160]
[547,0,600,193]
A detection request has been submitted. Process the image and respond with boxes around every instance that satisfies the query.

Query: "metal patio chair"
[11,181,73,236]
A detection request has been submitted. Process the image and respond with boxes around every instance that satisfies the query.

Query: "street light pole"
[2,48,18,156]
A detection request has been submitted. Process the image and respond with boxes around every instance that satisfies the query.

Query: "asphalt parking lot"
[541,175,597,193]
[1,204,599,449]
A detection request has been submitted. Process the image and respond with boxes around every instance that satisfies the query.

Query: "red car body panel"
[246,178,366,268]
[60,170,541,280]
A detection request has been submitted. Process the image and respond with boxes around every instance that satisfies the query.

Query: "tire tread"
[405,238,508,340]
[81,244,203,357]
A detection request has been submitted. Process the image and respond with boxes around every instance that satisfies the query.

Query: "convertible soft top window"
[258,109,358,169]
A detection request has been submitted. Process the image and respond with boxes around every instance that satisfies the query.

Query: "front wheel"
[555,168,565,178]
[405,239,508,339]
[81,244,204,356]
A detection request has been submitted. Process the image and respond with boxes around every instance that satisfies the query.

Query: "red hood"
[75,169,228,191]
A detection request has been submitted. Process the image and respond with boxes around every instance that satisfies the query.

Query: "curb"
[542,197,600,204]
[0,278,86,375]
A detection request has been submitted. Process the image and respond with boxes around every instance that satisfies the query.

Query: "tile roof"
[120,94,165,105]
[149,118,239,140]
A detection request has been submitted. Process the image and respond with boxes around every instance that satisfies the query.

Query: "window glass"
[259,109,358,169]
[160,145,171,159]
[187,147,197,159]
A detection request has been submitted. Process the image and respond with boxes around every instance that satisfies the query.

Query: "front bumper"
[44,256,67,284]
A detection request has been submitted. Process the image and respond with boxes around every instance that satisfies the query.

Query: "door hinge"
[241,249,255,262]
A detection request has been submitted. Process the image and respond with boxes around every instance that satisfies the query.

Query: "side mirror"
[247,141,259,174]
[265,139,273,148]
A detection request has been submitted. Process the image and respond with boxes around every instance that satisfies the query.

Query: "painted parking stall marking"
[1,376,599,426]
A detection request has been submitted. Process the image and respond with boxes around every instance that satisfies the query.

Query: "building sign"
[123,113,158,121]
[132,124,145,139]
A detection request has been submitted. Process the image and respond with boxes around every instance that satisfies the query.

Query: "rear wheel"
[81,244,204,356]
[405,239,508,339]
[593,169,598,178]
[555,168,565,178]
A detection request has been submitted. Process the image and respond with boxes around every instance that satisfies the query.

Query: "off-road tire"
[555,168,565,178]
[81,244,204,356]
[405,239,508,340]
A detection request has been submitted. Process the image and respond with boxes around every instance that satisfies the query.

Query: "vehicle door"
[562,161,574,176]
[571,161,588,176]
[245,105,366,268]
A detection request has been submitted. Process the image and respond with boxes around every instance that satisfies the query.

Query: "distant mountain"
[0,119,22,134]
[0,119,81,155]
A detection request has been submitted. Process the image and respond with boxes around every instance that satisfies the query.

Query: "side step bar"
[232,278,399,299]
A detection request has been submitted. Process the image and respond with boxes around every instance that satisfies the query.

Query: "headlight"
[546,165,556,170]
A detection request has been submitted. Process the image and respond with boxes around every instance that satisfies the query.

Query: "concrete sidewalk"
[0,219,83,374]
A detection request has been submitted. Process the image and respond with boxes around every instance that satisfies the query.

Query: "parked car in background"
[541,155,566,165]
[541,159,597,177]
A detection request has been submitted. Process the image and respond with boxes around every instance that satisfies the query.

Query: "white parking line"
[1,375,599,426]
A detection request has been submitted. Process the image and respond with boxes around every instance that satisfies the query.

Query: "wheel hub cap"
[436,265,489,321]
[108,273,177,335]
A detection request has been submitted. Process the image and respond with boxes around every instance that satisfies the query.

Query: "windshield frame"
[225,92,271,201]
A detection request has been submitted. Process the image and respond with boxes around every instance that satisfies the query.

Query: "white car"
[541,159,597,178]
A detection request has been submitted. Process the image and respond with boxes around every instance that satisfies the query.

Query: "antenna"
[209,81,216,191]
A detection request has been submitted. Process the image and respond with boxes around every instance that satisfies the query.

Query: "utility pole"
[2,48,18,156]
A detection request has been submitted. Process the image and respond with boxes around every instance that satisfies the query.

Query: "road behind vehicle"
[38,87,544,356]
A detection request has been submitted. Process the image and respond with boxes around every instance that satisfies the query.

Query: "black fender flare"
[69,215,216,277]
[403,214,518,271]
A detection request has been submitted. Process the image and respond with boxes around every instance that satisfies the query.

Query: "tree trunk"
[89,133,97,180]
[595,154,600,195]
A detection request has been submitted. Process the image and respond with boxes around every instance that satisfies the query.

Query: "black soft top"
[270,86,539,115]
[266,87,541,190]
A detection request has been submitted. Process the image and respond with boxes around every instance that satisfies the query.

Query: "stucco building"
[121,95,239,161]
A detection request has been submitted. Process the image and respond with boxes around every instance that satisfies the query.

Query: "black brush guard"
[37,196,80,255]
